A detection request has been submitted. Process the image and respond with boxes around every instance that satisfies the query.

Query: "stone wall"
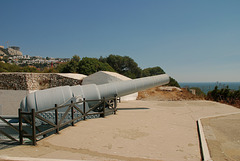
[0,73,82,90]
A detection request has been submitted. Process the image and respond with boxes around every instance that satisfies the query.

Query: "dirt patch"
[137,86,204,101]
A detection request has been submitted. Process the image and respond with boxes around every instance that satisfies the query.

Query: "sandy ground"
[0,100,239,161]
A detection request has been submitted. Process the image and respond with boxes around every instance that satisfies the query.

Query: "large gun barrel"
[20,74,169,112]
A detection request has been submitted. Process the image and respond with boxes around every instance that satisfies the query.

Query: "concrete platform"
[199,113,240,161]
[0,100,239,161]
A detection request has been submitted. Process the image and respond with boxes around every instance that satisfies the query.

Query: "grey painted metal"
[20,74,169,112]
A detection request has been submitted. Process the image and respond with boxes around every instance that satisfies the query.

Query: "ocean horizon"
[179,82,240,94]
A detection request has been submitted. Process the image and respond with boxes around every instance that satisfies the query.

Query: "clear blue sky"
[1,0,240,82]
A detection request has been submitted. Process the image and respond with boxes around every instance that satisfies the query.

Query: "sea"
[179,82,240,94]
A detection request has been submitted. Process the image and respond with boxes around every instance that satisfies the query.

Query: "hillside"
[0,47,23,56]
[137,86,204,101]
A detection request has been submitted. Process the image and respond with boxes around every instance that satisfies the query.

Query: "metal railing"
[1,96,117,145]
[0,115,19,142]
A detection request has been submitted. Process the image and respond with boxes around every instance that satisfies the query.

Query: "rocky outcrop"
[7,48,22,56]
[0,50,7,56]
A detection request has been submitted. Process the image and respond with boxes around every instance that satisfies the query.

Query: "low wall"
[0,73,82,90]
[0,90,28,115]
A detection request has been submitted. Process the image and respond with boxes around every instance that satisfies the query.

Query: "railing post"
[55,104,59,134]
[83,98,86,120]
[102,97,105,118]
[32,109,36,145]
[114,96,117,115]
[18,109,23,145]
[71,101,74,126]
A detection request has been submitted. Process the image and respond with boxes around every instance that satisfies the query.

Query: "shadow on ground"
[117,107,149,110]
[0,140,20,150]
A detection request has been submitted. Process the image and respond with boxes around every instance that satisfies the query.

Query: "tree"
[71,55,80,62]
[141,67,179,87]
[56,63,67,73]
[168,77,180,87]
[0,62,8,72]
[77,57,115,75]
[0,62,20,72]
[42,67,58,73]
[0,62,39,72]
[20,66,39,72]
[142,66,165,77]
[100,54,142,78]
[60,55,80,73]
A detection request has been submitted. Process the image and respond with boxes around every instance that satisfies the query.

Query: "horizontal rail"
[36,127,57,137]
[0,115,18,119]
[22,134,32,137]
[87,112,103,115]
[20,112,33,115]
